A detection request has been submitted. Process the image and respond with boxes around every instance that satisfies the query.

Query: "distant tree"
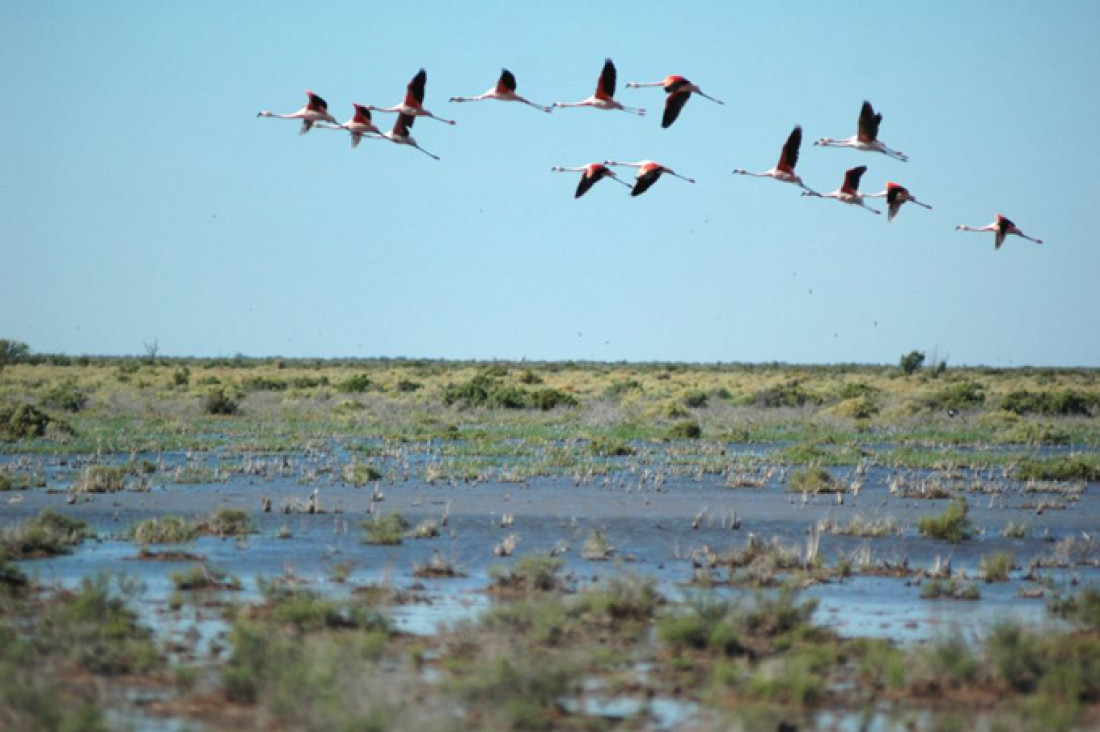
[899,350,926,375]
[0,340,30,367]
[142,339,159,364]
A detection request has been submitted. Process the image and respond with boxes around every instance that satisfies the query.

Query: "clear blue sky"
[2,1,1097,366]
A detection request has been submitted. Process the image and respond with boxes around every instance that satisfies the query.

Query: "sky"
[2,1,1098,366]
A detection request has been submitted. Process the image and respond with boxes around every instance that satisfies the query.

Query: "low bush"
[918,498,974,543]
[788,467,839,494]
[0,404,53,440]
[196,508,255,537]
[129,516,197,544]
[41,379,88,413]
[1,508,90,558]
[1016,456,1100,482]
[490,554,564,592]
[1000,389,1097,417]
[361,513,408,545]
[202,387,239,416]
[667,419,702,440]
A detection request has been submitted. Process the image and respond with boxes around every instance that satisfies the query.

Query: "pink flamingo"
[551,163,631,198]
[956,214,1043,249]
[317,104,384,148]
[863,182,931,222]
[815,100,908,162]
[450,69,552,113]
[625,75,723,128]
[257,90,337,135]
[732,125,817,194]
[802,165,880,215]
[366,69,456,125]
[553,59,646,116]
[604,160,694,197]
[381,113,439,159]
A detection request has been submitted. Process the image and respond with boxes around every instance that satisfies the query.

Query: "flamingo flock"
[258,59,1044,247]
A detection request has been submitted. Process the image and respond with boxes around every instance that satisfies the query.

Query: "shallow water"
[4,444,1098,730]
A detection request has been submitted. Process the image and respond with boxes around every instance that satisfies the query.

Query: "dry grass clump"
[196,508,256,537]
[1,508,91,559]
[128,515,197,544]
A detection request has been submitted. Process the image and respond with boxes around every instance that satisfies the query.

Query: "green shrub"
[172,365,190,387]
[829,395,878,419]
[73,464,129,493]
[395,378,421,392]
[588,436,634,456]
[36,572,161,676]
[1,508,90,558]
[362,514,408,545]
[986,621,1044,693]
[1016,456,1100,482]
[342,462,383,485]
[980,552,1013,582]
[41,379,88,413]
[667,419,702,440]
[0,404,53,440]
[788,467,838,494]
[197,508,255,537]
[490,554,564,592]
[337,373,373,393]
[753,380,818,408]
[202,387,239,416]
[682,390,709,408]
[934,380,985,411]
[129,516,197,544]
[1001,389,1097,417]
[241,375,287,392]
[899,350,925,375]
[918,498,974,543]
[172,564,241,591]
[920,578,980,600]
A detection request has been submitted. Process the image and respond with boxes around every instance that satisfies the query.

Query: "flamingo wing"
[596,58,616,100]
[778,125,802,172]
[394,112,414,137]
[575,166,608,198]
[662,89,691,128]
[858,100,881,143]
[306,91,328,112]
[842,165,867,193]
[886,184,906,221]
[405,69,428,107]
[631,167,663,197]
[354,104,373,124]
[498,68,518,94]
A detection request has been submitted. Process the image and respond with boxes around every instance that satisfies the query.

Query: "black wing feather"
[408,69,427,105]
[575,169,604,198]
[662,90,691,128]
[599,58,616,98]
[781,125,802,169]
[500,68,517,92]
[844,165,867,190]
[631,168,663,197]
[858,100,881,142]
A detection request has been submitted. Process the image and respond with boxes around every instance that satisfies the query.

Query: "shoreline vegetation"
[2,342,1100,729]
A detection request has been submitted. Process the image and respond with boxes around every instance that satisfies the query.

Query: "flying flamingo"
[552,59,646,116]
[863,182,932,222]
[815,101,908,162]
[625,75,723,128]
[551,163,631,198]
[802,165,880,214]
[381,113,439,159]
[316,104,384,148]
[956,214,1043,249]
[604,160,694,197]
[450,69,552,113]
[256,90,337,135]
[365,69,456,126]
[732,125,817,194]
